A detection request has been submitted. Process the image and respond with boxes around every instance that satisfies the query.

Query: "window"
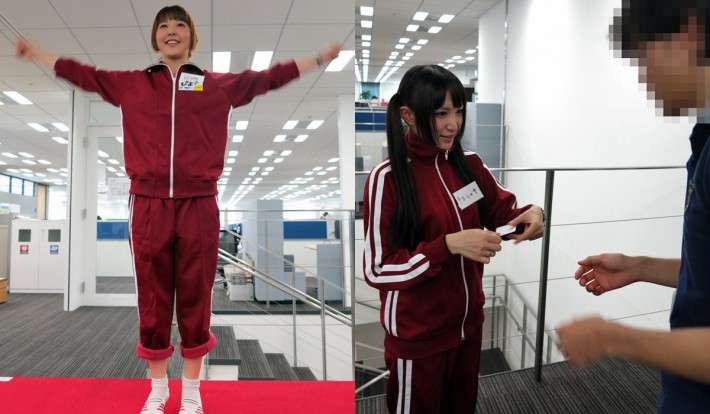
[0,175,9,193]
[10,177,22,195]
[23,180,34,197]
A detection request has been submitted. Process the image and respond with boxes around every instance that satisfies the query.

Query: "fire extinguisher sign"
[20,245,29,254]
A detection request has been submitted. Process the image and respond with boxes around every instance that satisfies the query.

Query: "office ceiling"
[0,0,354,208]
[0,0,495,210]
[356,0,499,87]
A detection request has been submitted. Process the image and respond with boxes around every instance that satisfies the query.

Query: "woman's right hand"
[15,38,34,60]
[445,229,502,264]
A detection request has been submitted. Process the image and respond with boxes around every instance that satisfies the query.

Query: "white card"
[453,181,483,210]
[496,225,516,236]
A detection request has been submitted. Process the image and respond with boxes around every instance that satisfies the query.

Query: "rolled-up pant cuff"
[136,342,175,361]
[180,331,217,359]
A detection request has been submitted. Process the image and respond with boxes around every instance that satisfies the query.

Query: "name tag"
[178,73,204,91]
[453,181,483,210]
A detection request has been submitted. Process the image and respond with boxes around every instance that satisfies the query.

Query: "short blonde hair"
[151,5,198,57]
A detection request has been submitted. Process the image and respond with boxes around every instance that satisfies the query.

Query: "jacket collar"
[405,129,449,161]
[145,61,205,75]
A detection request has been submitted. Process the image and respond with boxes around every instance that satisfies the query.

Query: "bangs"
[155,5,191,24]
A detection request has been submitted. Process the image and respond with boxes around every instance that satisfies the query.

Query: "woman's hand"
[506,206,544,244]
[445,229,502,264]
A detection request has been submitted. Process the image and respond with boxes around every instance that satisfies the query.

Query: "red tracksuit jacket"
[54,58,300,198]
[363,130,531,359]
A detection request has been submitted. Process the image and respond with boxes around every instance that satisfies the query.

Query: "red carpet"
[0,377,354,413]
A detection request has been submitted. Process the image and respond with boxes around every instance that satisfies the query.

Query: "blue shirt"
[659,123,710,413]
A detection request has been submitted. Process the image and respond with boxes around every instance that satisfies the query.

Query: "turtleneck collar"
[405,129,451,161]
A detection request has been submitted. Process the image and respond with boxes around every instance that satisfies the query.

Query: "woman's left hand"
[505,206,544,244]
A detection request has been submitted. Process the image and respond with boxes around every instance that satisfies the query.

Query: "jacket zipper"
[168,65,186,198]
[434,153,469,340]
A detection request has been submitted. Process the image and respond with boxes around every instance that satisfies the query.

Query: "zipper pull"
[445,150,449,160]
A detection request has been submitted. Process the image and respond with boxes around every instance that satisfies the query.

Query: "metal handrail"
[217,250,351,326]
[354,165,687,388]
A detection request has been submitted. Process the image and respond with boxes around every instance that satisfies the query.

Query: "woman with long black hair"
[363,65,544,413]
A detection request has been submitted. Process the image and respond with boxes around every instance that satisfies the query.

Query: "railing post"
[521,306,527,367]
[349,210,357,382]
[292,267,297,367]
[320,278,327,380]
[534,170,554,383]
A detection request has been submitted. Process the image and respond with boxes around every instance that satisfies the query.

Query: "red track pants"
[129,194,218,360]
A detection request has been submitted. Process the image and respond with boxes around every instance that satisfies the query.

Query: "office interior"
[0,0,694,412]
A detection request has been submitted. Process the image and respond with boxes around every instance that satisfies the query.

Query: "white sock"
[179,377,204,414]
[141,376,169,413]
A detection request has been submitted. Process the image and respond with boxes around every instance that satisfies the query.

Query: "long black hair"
[386,65,476,250]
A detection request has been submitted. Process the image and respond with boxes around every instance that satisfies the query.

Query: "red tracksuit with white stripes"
[55,57,300,360]
[363,131,531,413]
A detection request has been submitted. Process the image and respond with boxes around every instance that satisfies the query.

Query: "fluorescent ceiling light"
[313,166,323,171]
[453,55,462,59]
[212,51,231,73]
[228,150,238,156]
[6,168,19,172]
[52,137,68,144]
[439,14,455,23]
[417,39,428,45]
[4,91,33,105]
[362,42,371,47]
[273,158,284,163]
[251,167,260,172]
[360,6,373,16]
[258,158,267,163]
[227,158,236,164]
[2,152,18,158]
[108,159,120,165]
[235,121,249,130]
[428,26,442,34]
[465,49,476,54]
[232,135,243,143]
[395,44,405,50]
[413,11,429,21]
[406,24,419,32]
[306,120,324,129]
[98,150,109,158]
[38,160,51,165]
[263,150,274,156]
[107,167,117,172]
[273,135,286,143]
[412,45,422,50]
[98,160,105,164]
[18,152,34,158]
[28,123,49,132]
[52,122,69,131]
[281,150,292,156]
[361,20,372,28]
[328,158,339,163]
[283,120,298,130]
[260,172,269,176]
[116,136,123,143]
[325,50,355,72]
[251,51,273,71]
[326,166,337,171]
[294,135,308,142]
[22,160,36,165]
[362,34,371,41]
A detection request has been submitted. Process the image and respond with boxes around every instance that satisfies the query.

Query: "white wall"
[476,0,690,339]
[478,0,506,103]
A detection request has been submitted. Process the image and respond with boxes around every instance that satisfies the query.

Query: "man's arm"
[575,254,680,295]
[558,317,710,384]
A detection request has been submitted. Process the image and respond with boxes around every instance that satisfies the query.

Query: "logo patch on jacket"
[178,73,204,91]
[453,181,483,210]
